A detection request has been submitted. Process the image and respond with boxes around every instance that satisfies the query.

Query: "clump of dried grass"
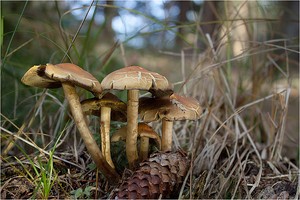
[171,2,299,198]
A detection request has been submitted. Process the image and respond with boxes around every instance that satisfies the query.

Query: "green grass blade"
[2,0,28,65]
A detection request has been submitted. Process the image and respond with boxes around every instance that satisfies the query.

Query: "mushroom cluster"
[21,63,202,182]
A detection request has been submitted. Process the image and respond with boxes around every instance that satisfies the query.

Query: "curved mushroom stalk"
[112,123,161,161]
[62,83,120,182]
[100,106,114,168]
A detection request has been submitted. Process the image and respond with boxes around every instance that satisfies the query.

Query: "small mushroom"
[21,63,120,183]
[101,66,172,168]
[81,92,127,168]
[111,123,161,161]
[81,93,127,122]
[139,93,202,151]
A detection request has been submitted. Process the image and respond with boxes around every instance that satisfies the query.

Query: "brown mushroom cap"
[21,65,61,88]
[139,96,170,122]
[167,93,202,120]
[111,123,161,149]
[81,92,127,122]
[44,63,102,94]
[139,94,202,122]
[101,66,173,97]
[22,63,102,95]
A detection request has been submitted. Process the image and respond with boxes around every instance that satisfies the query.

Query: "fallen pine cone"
[113,150,190,199]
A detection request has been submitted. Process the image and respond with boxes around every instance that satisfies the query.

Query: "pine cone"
[114,150,190,199]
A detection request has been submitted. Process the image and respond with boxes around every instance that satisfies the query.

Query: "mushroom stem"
[100,106,115,168]
[161,119,173,151]
[126,89,139,169]
[112,123,161,161]
[62,83,120,183]
[140,137,149,161]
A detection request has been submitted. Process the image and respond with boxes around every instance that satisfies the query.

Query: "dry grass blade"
[270,89,291,160]
[2,90,47,156]
[2,1,28,65]
[61,0,95,62]
[102,40,120,67]
[0,127,83,169]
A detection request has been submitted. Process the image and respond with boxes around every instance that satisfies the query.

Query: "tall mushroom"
[81,92,127,168]
[139,93,202,151]
[101,66,172,168]
[111,123,161,161]
[21,63,120,183]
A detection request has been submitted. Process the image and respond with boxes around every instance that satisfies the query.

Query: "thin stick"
[3,1,28,65]
[180,50,187,95]
[61,0,95,62]
[120,42,128,66]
